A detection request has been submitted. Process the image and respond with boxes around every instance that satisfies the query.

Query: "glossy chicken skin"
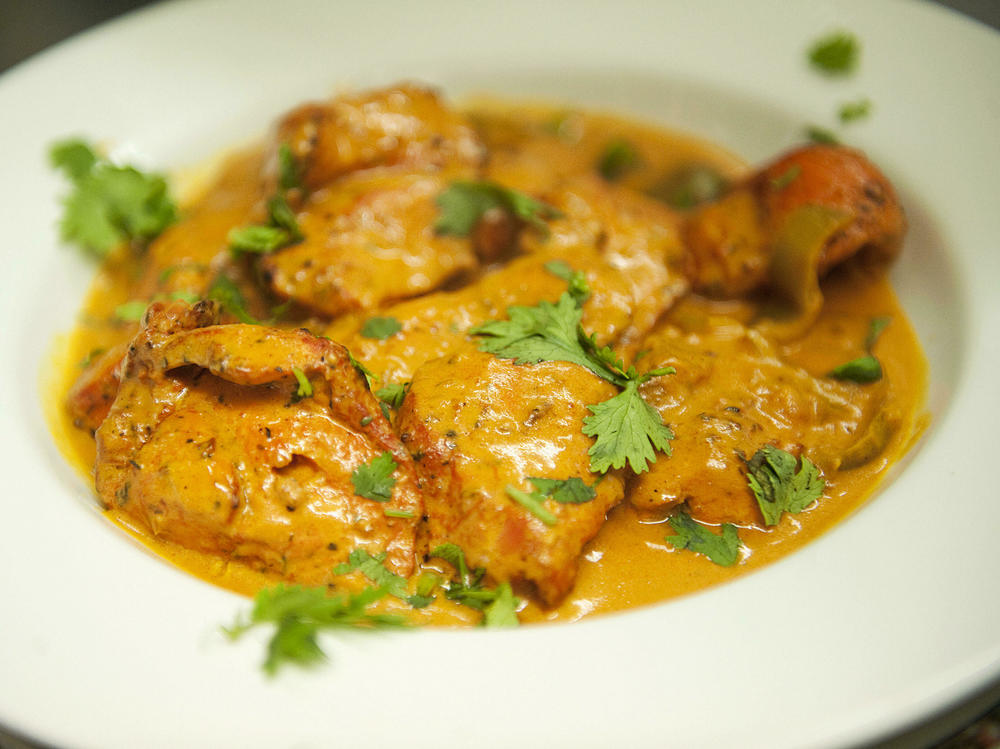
[95,301,422,580]
[683,144,905,297]
[272,83,484,191]
[630,323,886,526]
[398,349,624,605]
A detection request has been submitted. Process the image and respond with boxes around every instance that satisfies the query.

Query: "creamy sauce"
[48,96,927,625]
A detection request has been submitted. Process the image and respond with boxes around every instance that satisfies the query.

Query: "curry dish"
[51,83,926,626]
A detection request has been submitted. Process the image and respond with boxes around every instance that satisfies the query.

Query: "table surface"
[1,1,998,748]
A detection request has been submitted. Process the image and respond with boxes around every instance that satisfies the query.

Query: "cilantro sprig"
[224,584,405,674]
[746,446,824,526]
[470,271,674,474]
[829,316,890,383]
[351,452,398,502]
[228,144,303,256]
[49,138,176,257]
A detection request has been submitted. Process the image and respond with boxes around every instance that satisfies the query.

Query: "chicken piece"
[523,175,689,350]
[261,169,478,316]
[398,349,624,605]
[66,343,128,434]
[95,301,422,581]
[272,83,484,191]
[327,237,684,387]
[683,144,905,298]
[629,324,888,526]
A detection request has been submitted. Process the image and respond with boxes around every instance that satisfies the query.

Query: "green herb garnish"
[351,452,397,502]
[808,31,860,76]
[360,316,403,340]
[49,138,176,257]
[505,485,558,526]
[665,511,741,566]
[597,138,640,181]
[746,446,824,526]
[829,316,890,383]
[428,544,520,626]
[839,98,872,123]
[334,549,430,607]
[224,584,404,674]
[207,275,260,325]
[291,366,313,399]
[527,476,596,504]
[434,180,561,236]
[805,125,841,145]
[375,382,410,409]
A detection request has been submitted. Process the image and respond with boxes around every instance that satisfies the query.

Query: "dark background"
[1,0,1000,73]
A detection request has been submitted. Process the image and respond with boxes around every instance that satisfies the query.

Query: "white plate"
[1,1,998,747]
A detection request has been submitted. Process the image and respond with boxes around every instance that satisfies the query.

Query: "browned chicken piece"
[630,324,890,526]
[683,144,906,298]
[272,83,485,191]
[261,169,479,317]
[95,301,423,581]
[65,343,128,433]
[398,349,624,605]
[523,175,689,350]
[327,237,685,387]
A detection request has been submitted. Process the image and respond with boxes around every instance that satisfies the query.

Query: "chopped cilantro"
[482,583,519,627]
[383,508,415,519]
[647,164,728,210]
[351,452,397,502]
[347,351,378,389]
[527,476,596,504]
[113,300,147,322]
[360,316,403,340]
[224,584,404,674]
[543,260,590,304]
[228,225,292,255]
[335,549,430,608]
[806,125,841,145]
[770,165,802,190]
[291,366,313,399]
[839,98,872,123]
[665,511,741,566]
[49,138,176,257]
[597,138,640,181]
[829,354,882,383]
[505,485,558,526]
[429,544,521,626]
[375,382,409,409]
[207,275,260,325]
[830,316,890,383]
[808,31,860,76]
[277,143,301,192]
[434,180,561,237]
[746,446,824,526]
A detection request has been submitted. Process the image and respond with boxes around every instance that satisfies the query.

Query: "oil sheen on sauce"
[47,100,927,626]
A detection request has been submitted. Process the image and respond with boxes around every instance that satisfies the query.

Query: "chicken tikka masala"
[50,83,926,629]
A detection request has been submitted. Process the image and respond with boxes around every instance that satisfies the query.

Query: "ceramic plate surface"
[1,1,998,747]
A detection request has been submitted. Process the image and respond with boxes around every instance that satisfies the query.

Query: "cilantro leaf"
[527,476,596,504]
[207,275,260,324]
[360,316,403,340]
[597,138,640,181]
[291,366,313,399]
[808,31,860,75]
[335,549,432,608]
[114,300,148,322]
[746,446,824,526]
[429,543,470,582]
[49,139,177,257]
[839,98,872,124]
[224,584,405,674]
[434,180,561,236]
[351,452,397,502]
[829,354,882,383]
[505,485,558,526]
[228,225,292,255]
[664,511,741,566]
[376,382,409,409]
[647,164,728,210]
[583,379,675,474]
[482,583,519,627]
[770,165,802,190]
[805,125,841,145]
[829,317,890,383]
[347,351,377,389]
[277,143,301,192]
